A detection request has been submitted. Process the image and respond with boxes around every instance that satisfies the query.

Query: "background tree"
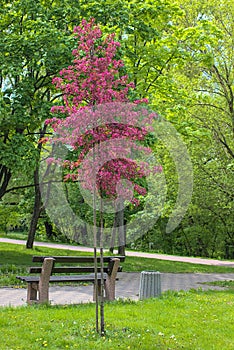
[0,0,83,247]
[137,0,234,258]
[172,0,234,257]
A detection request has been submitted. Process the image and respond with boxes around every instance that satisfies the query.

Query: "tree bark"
[44,220,53,239]
[26,167,42,249]
[0,165,12,199]
[80,223,87,245]
[26,125,47,249]
[117,199,125,256]
[110,199,126,255]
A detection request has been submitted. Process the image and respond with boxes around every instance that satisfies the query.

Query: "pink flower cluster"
[96,158,147,199]
[46,19,161,206]
[51,18,134,114]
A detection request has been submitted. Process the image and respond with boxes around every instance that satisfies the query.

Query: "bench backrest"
[30,256,125,276]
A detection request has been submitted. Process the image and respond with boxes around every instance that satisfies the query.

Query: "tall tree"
[176,0,234,256]
[45,19,156,333]
[147,0,234,257]
[0,0,83,247]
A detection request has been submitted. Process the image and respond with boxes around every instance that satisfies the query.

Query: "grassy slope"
[0,290,234,349]
[0,242,234,287]
[1,241,233,288]
[0,241,234,349]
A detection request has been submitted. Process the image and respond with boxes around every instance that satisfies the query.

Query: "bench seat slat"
[32,256,125,263]
[29,266,122,274]
[16,273,107,283]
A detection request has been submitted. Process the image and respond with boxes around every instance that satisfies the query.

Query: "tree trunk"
[0,165,11,199]
[110,200,126,255]
[44,220,53,239]
[118,225,126,255]
[80,223,87,245]
[26,125,47,249]
[117,199,125,256]
[26,167,42,249]
[99,198,105,335]
[109,212,118,253]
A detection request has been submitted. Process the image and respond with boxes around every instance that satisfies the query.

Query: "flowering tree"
[45,19,158,334]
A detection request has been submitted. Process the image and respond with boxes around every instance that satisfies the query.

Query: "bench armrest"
[105,258,120,300]
[38,257,55,303]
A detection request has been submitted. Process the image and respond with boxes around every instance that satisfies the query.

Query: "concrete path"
[1,237,234,266]
[1,272,234,307]
[0,238,234,307]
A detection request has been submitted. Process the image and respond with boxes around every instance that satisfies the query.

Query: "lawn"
[202,280,234,290]
[0,242,234,287]
[0,290,234,349]
[0,241,234,349]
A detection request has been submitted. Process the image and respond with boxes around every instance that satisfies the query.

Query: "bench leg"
[104,276,115,301]
[38,286,50,304]
[27,282,39,304]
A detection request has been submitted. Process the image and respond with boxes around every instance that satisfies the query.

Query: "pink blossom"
[45,19,161,204]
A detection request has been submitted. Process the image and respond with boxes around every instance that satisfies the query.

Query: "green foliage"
[130,0,234,258]
[0,0,82,195]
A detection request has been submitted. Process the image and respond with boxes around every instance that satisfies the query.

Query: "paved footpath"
[0,238,234,307]
[1,272,234,308]
[1,238,234,266]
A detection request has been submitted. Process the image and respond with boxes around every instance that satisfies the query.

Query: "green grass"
[1,241,234,349]
[202,280,234,290]
[0,290,234,349]
[0,243,93,287]
[123,255,234,273]
[0,242,234,287]
[0,232,28,240]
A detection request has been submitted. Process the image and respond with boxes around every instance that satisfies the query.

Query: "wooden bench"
[16,255,125,304]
